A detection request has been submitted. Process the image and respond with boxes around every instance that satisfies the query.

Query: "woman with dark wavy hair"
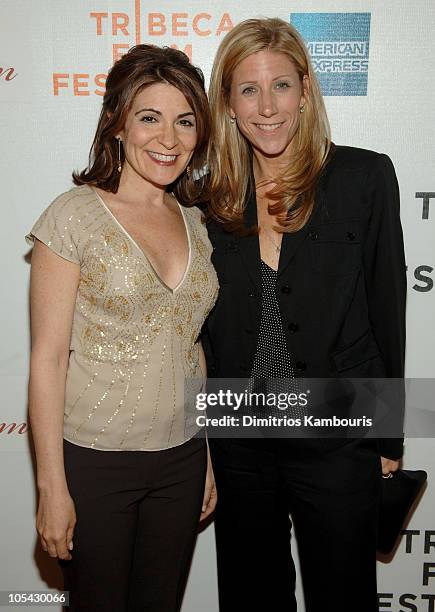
[202,17,406,612]
[26,45,218,611]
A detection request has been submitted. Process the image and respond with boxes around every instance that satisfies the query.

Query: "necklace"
[261,227,282,254]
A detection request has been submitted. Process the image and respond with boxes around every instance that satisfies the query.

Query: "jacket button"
[296,360,307,372]
[240,364,248,373]
[347,232,356,241]
[245,327,253,335]
[308,231,318,240]
[209,364,216,374]
[281,285,292,294]
[288,322,299,333]
[248,292,257,299]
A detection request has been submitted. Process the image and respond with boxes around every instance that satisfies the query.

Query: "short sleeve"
[25,190,80,264]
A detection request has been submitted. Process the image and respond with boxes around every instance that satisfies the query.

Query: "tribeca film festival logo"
[290,13,371,96]
[413,192,435,293]
[379,529,435,611]
[53,2,233,97]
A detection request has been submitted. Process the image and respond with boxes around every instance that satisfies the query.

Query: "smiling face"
[118,82,197,189]
[229,50,308,162]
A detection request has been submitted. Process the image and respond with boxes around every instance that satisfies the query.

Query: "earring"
[186,165,191,178]
[229,116,236,123]
[117,138,122,173]
[299,106,305,114]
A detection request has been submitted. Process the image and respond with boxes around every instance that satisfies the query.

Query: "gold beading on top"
[26,185,219,451]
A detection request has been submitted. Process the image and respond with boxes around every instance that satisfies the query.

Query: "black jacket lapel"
[236,146,336,285]
[236,185,262,293]
[277,211,316,279]
[278,148,336,279]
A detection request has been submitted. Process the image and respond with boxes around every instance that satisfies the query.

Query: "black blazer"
[201,146,407,459]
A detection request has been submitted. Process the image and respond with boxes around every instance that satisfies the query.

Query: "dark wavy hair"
[73,45,210,204]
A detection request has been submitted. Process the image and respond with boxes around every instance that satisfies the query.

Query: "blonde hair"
[207,17,332,231]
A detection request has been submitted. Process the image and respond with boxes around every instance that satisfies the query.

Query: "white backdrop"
[1,1,434,610]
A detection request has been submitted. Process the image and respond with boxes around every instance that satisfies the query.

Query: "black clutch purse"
[377,469,427,554]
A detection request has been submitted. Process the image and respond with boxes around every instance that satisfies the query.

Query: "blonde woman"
[202,18,406,612]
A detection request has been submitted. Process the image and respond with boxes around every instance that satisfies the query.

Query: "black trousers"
[209,438,381,612]
[61,437,207,612]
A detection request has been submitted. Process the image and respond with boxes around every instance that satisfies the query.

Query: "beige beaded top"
[26,185,218,451]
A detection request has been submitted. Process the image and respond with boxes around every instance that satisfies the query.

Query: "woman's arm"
[198,342,217,521]
[362,154,407,463]
[29,239,80,559]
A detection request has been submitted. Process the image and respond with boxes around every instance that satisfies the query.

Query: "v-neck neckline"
[91,186,192,295]
[261,259,278,274]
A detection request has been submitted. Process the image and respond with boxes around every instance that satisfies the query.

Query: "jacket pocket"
[331,329,381,373]
[309,220,361,276]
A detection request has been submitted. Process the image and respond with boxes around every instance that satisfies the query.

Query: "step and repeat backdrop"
[1,1,434,610]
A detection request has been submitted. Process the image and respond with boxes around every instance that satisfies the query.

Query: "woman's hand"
[380,456,400,478]
[36,489,76,560]
[200,447,217,521]
[29,240,80,561]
